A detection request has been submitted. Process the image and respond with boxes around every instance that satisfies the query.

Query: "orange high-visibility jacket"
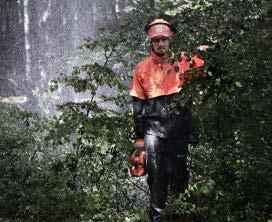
[130,51,204,100]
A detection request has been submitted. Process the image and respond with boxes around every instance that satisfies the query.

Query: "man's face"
[151,36,170,56]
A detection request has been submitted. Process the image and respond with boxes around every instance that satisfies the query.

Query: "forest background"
[0,0,272,221]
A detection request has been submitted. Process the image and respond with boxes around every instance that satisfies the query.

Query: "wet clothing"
[132,95,198,143]
[145,135,189,221]
[130,50,204,221]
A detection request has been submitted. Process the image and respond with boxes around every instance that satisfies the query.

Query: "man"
[129,18,205,221]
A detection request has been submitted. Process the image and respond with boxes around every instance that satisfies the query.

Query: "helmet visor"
[147,24,174,39]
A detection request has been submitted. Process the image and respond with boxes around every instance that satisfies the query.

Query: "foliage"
[73,0,272,221]
[0,102,39,217]
[0,102,86,221]
[1,0,272,221]
[45,36,148,221]
[142,0,272,221]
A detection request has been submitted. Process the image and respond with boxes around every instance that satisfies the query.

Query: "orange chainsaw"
[129,139,147,177]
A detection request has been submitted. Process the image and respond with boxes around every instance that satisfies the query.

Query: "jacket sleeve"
[130,64,146,139]
[179,53,205,81]
[132,97,146,139]
[191,55,205,69]
[129,65,146,100]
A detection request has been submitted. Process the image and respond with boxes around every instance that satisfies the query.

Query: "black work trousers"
[145,134,189,222]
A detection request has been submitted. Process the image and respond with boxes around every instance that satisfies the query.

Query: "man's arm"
[129,64,146,140]
[129,67,147,177]
[132,97,146,139]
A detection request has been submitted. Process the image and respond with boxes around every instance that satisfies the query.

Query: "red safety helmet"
[145,19,175,39]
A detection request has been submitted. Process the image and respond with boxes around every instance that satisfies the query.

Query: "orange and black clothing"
[130,50,204,141]
[130,50,204,221]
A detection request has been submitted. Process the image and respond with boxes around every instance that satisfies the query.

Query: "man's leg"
[167,139,189,221]
[145,134,169,221]
[169,138,189,194]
